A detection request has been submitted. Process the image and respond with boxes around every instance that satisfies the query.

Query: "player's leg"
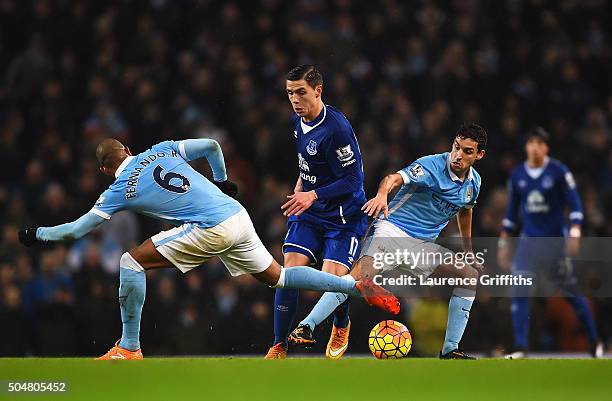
[313,233,358,359]
[97,238,173,360]
[213,211,398,359]
[270,220,322,355]
[321,260,352,359]
[428,256,479,359]
[556,258,602,357]
[291,225,391,347]
[323,234,359,328]
[268,252,309,356]
[506,245,534,358]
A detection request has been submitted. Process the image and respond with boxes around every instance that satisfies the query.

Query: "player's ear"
[476,149,485,161]
[315,84,322,98]
[125,146,132,156]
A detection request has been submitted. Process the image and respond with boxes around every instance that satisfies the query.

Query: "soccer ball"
[368,320,412,359]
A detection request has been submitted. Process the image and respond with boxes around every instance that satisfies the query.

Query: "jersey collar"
[115,156,135,178]
[446,153,474,183]
[523,156,550,179]
[300,105,327,134]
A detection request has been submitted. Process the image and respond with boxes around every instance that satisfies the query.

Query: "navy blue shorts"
[283,220,362,270]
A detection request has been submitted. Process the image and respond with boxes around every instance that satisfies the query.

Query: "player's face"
[449,136,484,174]
[525,138,548,161]
[286,79,322,121]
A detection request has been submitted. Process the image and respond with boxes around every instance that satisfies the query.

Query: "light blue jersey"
[91,141,242,227]
[37,139,244,243]
[387,152,481,240]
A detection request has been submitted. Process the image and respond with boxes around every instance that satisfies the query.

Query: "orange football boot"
[264,342,287,359]
[96,341,143,360]
[326,321,351,360]
[356,278,400,314]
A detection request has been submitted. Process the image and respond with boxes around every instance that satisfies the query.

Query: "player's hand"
[214,179,239,198]
[362,195,389,219]
[18,228,39,247]
[565,236,580,257]
[281,191,317,217]
[472,256,485,274]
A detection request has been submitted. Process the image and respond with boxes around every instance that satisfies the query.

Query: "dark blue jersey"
[502,157,583,237]
[290,105,367,232]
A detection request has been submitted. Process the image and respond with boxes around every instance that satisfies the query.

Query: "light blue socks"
[118,266,146,351]
[442,288,475,354]
[301,291,349,331]
[280,267,358,297]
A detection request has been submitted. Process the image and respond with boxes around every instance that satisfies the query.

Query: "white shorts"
[360,219,449,277]
[151,209,273,276]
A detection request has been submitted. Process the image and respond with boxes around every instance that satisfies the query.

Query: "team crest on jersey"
[336,144,354,162]
[306,140,318,155]
[409,164,425,179]
[95,195,105,207]
[542,175,554,189]
[465,186,473,203]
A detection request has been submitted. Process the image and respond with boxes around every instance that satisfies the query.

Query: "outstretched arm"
[456,207,473,252]
[180,138,228,182]
[180,138,238,197]
[362,173,404,218]
[20,211,107,246]
[457,207,483,272]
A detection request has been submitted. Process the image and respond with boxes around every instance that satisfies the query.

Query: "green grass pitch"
[1,357,611,401]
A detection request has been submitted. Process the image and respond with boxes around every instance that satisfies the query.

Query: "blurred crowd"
[1,0,611,356]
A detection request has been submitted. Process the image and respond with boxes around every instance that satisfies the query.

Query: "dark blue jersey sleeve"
[502,176,520,233]
[561,166,583,225]
[314,120,362,200]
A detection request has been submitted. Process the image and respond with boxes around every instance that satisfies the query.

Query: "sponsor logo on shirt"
[298,153,309,172]
[526,190,550,213]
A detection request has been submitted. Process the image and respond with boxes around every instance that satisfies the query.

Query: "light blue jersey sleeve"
[91,182,127,220]
[397,157,439,188]
[36,212,106,241]
[172,139,228,182]
[37,178,128,241]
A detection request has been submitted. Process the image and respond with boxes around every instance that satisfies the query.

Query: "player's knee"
[459,265,479,281]
[120,252,145,272]
[284,252,311,267]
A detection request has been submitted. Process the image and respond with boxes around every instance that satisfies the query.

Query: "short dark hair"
[525,126,550,144]
[456,123,487,151]
[286,65,323,89]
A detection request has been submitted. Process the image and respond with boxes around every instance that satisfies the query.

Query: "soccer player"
[18,138,399,360]
[266,65,369,359]
[497,127,603,358]
[294,124,487,359]
[291,123,487,359]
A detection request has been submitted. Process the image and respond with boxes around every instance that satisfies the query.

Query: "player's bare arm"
[294,177,303,193]
[457,207,483,272]
[362,173,404,218]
